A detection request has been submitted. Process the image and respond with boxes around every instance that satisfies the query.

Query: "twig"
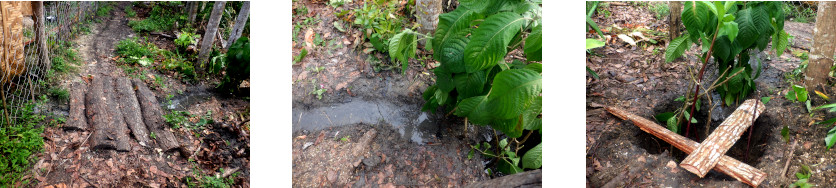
[782,140,799,177]
[320,109,334,127]
[81,175,98,188]
[685,22,723,138]
[296,111,303,126]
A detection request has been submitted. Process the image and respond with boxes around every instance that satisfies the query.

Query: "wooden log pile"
[606,105,766,187]
[71,74,181,152]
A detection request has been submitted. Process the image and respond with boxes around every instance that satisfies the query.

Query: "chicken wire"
[0,2,102,126]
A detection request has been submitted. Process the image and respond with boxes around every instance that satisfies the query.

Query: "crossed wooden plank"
[606,99,766,187]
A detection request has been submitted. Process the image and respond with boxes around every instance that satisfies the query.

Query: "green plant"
[125,5,136,18]
[666,1,788,106]
[116,37,157,65]
[422,0,542,175]
[175,32,200,49]
[164,111,191,129]
[329,0,350,7]
[217,37,250,95]
[185,163,238,188]
[48,87,70,102]
[352,0,406,53]
[128,2,187,32]
[649,2,670,20]
[339,135,350,142]
[0,97,47,185]
[293,48,308,64]
[791,165,813,188]
[97,3,113,17]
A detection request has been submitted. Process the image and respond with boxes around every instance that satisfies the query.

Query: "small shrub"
[48,87,70,102]
[97,3,113,17]
[163,111,191,129]
[0,98,47,185]
[125,5,136,18]
[116,37,157,65]
[175,32,200,49]
[649,2,670,20]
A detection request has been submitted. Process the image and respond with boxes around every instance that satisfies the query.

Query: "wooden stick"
[680,99,765,178]
[606,106,766,187]
[782,140,799,177]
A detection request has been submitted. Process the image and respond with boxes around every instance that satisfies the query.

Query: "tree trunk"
[87,75,116,150]
[225,1,249,49]
[198,1,225,66]
[67,81,87,130]
[805,1,836,92]
[103,76,132,152]
[415,0,442,46]
[680,99,765,178]
[115,77,152,148]
[669,1,682,40]
[32,1,49,70]
[188,1,199,23]
[134,79,181,152]
[606,106,766,187]
[464,169,541,188]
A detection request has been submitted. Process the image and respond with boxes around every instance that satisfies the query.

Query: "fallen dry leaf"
[305,28,315,50]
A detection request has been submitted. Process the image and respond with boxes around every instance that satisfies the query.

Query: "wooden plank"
[680,99,765,178]
[134,79,180,152]
[115,77,152,147]
[66,81,87,130]
[103,76,132,152]
[87,75,116,150]
[606,106,766,187]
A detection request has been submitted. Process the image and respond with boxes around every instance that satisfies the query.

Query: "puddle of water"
[292,99,437,144]
[164,92,213,110]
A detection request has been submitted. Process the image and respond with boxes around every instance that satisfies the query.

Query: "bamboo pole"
[680,99,765,178]
[606,106,766,187]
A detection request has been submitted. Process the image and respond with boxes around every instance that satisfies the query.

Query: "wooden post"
[225,1,249,49]
[32,1,49,70]
[606,107,766,187]
[680,99,765,178]
[198,1,225,67]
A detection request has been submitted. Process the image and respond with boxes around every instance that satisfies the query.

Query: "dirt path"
[586,3,836,187]
[35,2,250,187]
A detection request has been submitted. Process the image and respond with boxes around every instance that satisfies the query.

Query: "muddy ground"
[290,0,505,187]
[586,2,836,187]
[31,2,250,187]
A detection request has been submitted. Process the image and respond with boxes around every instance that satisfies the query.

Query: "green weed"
[0,97,47,185]
[125,5,136,18]
[649,2,669,20]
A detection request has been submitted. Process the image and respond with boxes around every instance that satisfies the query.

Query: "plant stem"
[685,22,722,139]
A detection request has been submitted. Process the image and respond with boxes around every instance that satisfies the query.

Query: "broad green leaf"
[421,85,439,112]
[522,143,542,169]
[433,8,481,67]
[468,148,475,159]
[727,67,745,94]
[586,17,604,38]
[524,63,541,74]
[667,115,679,134]
[454,71,487,99]
[817,117,836,126]
[523,96,542,131]
[813,103,836,111]
[464,12,525,73]
[389,29,417,75]
[498,158,523,174]
[720,21,739,43]
[781,125,790,143]
[586,39,605,50]
[456,95,492,125]
[713,1,725,17]
[493,116,524,138]
[434,68,455,93]
[752,5,772,36]
[434,88,449,105]
[735,8,760,48]
[487,69,542,119]
[459,0,509,15]
[785,89,797,102]
[684,111,697,124]
[665,34,692,63]
[722,14,735,22]
[793,85,808,102]
[525,24,542,61]
[761,97,771,104]
[438,29,473,73]
[655,112,675,123]
[683,1,709,43]
[826,126,836,150]
[773,30,789,57]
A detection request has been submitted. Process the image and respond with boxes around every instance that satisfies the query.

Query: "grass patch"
[128,2,186,32]
[96,2,113,17]
[125,5,136,18]
[0,96,48,185]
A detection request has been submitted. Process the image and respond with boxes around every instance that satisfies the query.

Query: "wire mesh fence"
[0,1,102,126]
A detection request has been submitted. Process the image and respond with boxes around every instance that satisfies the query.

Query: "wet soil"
[586,2,836,187]
[35,2,250,187]
[291,1,493,187]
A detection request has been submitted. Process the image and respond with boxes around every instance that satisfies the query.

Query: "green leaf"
[459,0,509,15]
[487,69,542,119]
[333,21,345,32]
[464,12,525,73]
[813,103,836,111]
[735,8,760,48]
[586,17,604,38]
[586,39,605,50]
[522,143,542,169]
[493,116,524,138]
[720,21,739,43]
[682,1,709,43]
[785,89,797,102]
[524,63,541,74]
[655,112,675,123]
[434,8,482,71]
[817,117,836,126]
[667,115,679,134]
[498,158,523,175]
[434,68,455,93]
[438,29,473,73]
[454,71,488,99]
[773,30,789,57]
[793,85,808,103]
[456,95,492,125]
[665,34,692,63]
[674,96,685,102]
[761,97,771,104]
[684,111,697,124]
[522,96,541,131]
[389,29,417,74]
[586,66,599,79]
[468,148,475,159]
[293,48,308,64]
[781,125,790,143]
[826,126,836,150]
[434,88,449,105]
[525,24,542,61]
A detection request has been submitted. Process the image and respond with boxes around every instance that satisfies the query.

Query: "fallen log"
[86,75,116,150]
[681,99,765,178]
[103,76,132,152]
[606,106,766,187]
[134,79,181,152]
[67,81,87,130]
[115,77,153,148]
[464,169,541,188]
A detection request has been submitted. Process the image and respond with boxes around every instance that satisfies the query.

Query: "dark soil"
[35,2,250,187]
[586,2,836,187]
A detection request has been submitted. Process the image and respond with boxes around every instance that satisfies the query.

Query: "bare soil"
[586,2,836,187]
[34,2,250,187]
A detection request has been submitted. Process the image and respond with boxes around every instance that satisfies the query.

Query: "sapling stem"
[685,22,722,139]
